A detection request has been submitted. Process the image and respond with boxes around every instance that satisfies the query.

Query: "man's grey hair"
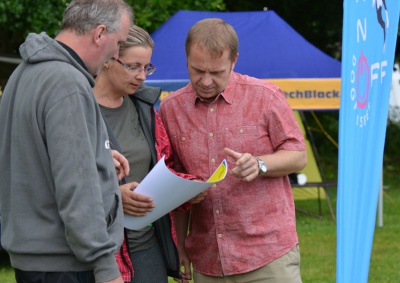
[61,0,134,35]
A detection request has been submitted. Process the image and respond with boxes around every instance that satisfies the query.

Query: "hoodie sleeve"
[44,90,122,282]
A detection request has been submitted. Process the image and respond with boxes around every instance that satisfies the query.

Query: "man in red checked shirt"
[159,18,307,283]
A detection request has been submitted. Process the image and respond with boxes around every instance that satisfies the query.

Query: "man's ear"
[232,53,239,70]
[93,25,107,46]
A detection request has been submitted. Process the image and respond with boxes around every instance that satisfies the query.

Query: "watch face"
[260,163,267,172]
[257,158,267,175]
[260,163,267,173]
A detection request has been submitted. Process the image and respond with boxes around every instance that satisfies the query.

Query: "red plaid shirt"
[116,109,193,282]
[159,72,306,276]
[115,236,133,282]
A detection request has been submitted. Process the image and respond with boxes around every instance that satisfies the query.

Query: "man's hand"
[173,248,192,283]
[189,189,208,204]
[111,150,129,181]
[120,182,155,216]
[224,147,258,182]
[172,210,191,282]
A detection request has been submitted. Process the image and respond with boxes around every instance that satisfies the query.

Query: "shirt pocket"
[222,125,260,166]
[172,132,208,171]
[106,193,120,231]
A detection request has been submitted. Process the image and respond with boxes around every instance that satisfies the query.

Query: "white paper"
[124,156,227,230]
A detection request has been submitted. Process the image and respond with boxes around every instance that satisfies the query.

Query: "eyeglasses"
[112,58,156,76]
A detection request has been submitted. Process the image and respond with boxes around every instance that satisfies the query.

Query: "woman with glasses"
[93,25,195,283]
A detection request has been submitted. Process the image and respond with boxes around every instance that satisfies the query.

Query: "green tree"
[127,0,225,34]
[0,0,398,60]
[0,0,69,54]
[0,0,225,55]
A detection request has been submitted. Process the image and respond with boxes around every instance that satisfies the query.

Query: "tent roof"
[149,10,341,80]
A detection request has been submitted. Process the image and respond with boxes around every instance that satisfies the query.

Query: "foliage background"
[0,1,400,281]
[0,0,398,61]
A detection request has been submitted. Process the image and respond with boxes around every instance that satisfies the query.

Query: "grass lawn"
[295,167,400,283]
[0,251,13,283]
[1,171,399,283]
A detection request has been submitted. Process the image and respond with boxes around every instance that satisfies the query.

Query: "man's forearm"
[173,210,190,250]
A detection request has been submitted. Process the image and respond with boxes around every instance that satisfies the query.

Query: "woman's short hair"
[119,25,154,55]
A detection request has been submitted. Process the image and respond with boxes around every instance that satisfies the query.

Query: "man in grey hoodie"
[0,1,133,283]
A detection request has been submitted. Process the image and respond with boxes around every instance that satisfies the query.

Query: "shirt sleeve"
[154,108,197,180]
[155,108,194,212]
[267,87,306,151]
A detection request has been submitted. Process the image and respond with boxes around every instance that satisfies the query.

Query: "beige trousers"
[193,245,302,283]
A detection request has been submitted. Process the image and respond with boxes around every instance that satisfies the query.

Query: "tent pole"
[299,112,328,181]
[377,169,383,227]
[299,111,336,221]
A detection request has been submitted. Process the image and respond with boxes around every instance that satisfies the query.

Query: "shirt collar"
[193,72,236,105]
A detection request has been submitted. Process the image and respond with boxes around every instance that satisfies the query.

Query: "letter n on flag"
[337,1,400,282]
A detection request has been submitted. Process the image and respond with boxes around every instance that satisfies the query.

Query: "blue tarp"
[148,10,341,81]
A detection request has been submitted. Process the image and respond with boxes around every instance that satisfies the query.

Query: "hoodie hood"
[19,32,95,86]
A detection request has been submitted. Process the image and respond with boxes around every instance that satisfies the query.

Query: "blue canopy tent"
[146,10,341,218]
[147,10,341,110]
[149,10,341,80]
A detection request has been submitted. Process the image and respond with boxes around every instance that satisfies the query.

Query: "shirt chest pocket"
[222,125,261,165]
[173,132,208,170]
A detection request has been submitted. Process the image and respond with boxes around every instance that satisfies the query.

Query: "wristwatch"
[255,157,267,176]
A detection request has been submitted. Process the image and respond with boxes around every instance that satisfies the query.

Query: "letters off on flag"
[337,1,400,283]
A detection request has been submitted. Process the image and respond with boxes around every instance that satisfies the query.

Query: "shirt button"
[210,108,214,112]
[216,209,220,214]
[181,137,186,141]
[209,132,213,137]
[217,234,223,238]
[211,158,215,163]
[239,129,244,134]
[212,184,217,188]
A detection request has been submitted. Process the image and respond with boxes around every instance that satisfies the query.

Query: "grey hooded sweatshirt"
[0,32,123,282]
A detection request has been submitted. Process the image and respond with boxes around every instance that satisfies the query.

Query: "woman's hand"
[120,182,155,216]
[111,150,130,181]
